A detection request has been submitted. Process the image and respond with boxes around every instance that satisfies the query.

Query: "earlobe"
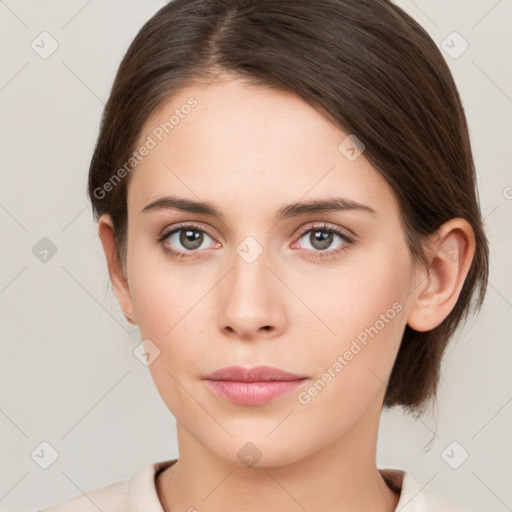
[97,214,137,324]
[407,218,476,332]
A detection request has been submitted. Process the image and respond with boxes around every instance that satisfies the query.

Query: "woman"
[41,0,488,510]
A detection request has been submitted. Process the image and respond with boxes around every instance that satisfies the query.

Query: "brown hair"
[88,0,489,413]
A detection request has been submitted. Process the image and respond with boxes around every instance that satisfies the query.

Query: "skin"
[98,75,476,512]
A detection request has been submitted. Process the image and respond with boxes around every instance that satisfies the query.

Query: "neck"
[156,402,399,512]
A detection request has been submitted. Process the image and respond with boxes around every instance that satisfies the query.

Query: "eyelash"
[157,222,355,261]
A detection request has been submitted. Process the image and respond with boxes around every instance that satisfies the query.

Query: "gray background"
[0,1,510,510]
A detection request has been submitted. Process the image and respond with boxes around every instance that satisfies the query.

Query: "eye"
[158,223,220,259]
[157,222,355,261]
[291,223,354,259]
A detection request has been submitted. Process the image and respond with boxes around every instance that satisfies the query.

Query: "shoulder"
[39,480,129,512]
[379,468,468,512]
[38,459,176,512]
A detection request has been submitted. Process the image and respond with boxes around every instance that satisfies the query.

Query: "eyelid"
[294,221,356,241]
[159,221,218,241]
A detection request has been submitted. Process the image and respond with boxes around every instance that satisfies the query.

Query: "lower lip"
[204,379,307,405]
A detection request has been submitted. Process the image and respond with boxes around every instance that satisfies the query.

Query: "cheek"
[302,239,411,342]
[127,238,205,339]
[128,253,209,414]
[126,247,217,393]
[298,241,412,398]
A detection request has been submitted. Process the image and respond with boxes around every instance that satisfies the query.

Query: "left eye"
[292,225,353,254]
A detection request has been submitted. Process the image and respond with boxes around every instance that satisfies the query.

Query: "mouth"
[202,365,309,405]
[203,365,308,382]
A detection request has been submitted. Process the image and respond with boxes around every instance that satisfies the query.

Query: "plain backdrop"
[0,1,510,510]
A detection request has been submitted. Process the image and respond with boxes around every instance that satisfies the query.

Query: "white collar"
[127,459,465,511]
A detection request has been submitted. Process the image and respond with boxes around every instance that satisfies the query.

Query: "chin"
[202,433,314,470]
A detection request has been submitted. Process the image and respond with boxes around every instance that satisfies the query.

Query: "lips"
[203,365,307,382]
[202,365,309,405]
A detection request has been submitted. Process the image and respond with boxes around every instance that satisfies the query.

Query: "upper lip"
[203,365,307,382]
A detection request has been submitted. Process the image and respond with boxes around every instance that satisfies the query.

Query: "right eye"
[158,223,221,259]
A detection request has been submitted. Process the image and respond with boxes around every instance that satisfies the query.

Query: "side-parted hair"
[88,0,489,413]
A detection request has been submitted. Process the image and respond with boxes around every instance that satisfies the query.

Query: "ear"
[97,214,136,325]
[407,218,476,332]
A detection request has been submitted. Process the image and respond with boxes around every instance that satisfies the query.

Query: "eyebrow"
[141,195,377,220]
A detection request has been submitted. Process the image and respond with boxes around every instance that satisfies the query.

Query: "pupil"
[312,230,332,250]
[180,229,202,250]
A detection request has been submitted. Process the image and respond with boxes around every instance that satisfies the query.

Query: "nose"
[216,245,287,341]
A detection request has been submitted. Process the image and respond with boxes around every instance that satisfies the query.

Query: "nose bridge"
[231,234,273,307]
[216,233,285,337]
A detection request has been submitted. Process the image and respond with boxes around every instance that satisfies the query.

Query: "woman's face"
[121,77,421,466]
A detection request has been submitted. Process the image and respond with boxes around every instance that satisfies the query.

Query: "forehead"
[127,78,396,220]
